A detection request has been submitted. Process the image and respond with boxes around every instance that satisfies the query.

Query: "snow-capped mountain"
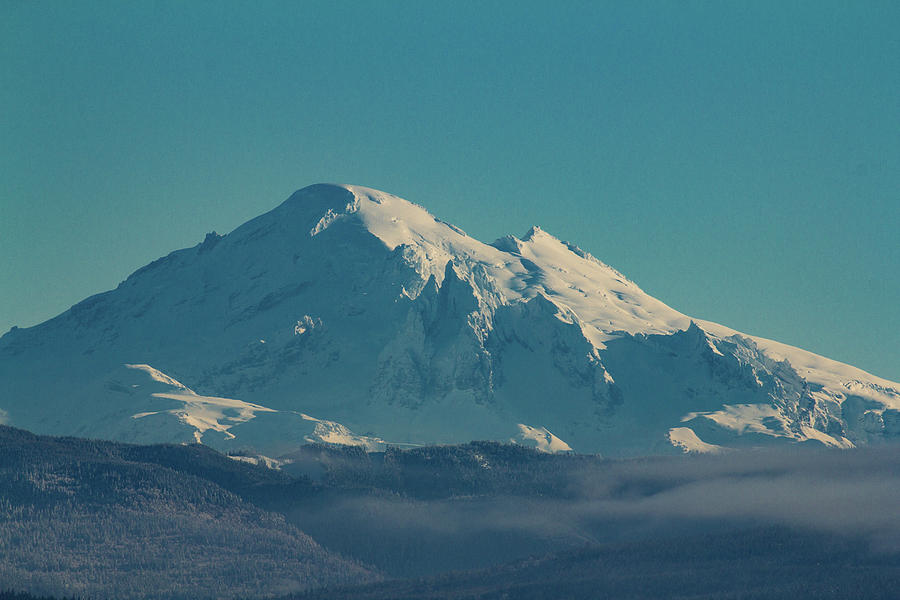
[1,184,898,456]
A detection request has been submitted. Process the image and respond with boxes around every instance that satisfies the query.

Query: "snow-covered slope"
[1,184,898,456]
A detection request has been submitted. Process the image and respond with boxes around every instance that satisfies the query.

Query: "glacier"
[1,183,898,456]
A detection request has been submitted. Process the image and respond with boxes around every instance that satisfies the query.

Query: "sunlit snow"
[1,183,898,456]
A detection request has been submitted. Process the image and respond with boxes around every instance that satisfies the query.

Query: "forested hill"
[287,527,900,600]
[0,426,375,599]
[3,426,900,599]
[0,592,78,600]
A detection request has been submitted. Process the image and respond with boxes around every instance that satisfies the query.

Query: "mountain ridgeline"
[1,183,898,456]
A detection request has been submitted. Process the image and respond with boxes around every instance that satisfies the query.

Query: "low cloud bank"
[569,445,900,550]
[298,444,900,569]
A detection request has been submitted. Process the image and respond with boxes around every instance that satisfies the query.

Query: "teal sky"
[2,1,898,381]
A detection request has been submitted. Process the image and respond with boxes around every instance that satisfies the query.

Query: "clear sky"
[2,1,898,381]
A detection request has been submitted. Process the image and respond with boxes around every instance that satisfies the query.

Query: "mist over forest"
[2,426,898,599]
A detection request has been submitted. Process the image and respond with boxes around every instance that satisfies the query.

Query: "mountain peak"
[276,183,421,219]
[277,183,358,217]
[2,183,898,458]
[521,225,546,241]
[227,183,435,250]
